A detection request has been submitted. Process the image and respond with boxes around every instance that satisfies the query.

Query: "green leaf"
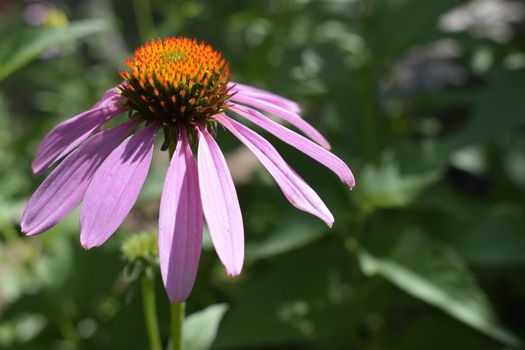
[356,153,440,209]
[454,206,525,266]
[358,231,520,347]
[216,238,353,348]
[458,69,525,144]
[0,19,111,81]
[245,221,325,262]
[366,0,458,56]
[183,304,229,350]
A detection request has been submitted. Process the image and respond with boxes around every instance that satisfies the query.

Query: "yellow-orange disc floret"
[119,37,232,127]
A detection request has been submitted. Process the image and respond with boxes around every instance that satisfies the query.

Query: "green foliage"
[455,205,525,266]
[355,153,440,209]
[359,231,519,346]
[183,304,229,350]
[0,19,111,81]
[245,221,325,262]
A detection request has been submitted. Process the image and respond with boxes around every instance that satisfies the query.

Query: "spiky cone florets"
[119,37,233,142]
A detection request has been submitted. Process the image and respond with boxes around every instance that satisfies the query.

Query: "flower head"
[21,36,355,302]
[119,37,232,129]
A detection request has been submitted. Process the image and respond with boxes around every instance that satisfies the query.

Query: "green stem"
[141,274,163,350]
[170,302,185,350]
[133,0,155,42]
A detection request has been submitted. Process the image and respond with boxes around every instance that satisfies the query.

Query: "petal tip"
[324,216,335,228]
[343,170,356,189]
[31,162,45,177]
[20,217,44,236]
[226,265,242,277]
[20,224,32,236]
[80,236,99,250]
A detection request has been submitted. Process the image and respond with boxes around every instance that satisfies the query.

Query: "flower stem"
[141,274,163,350]
[170,302,185,350]
[167,128,184,350]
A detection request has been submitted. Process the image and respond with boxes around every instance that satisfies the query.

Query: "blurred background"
[1,0,525,349]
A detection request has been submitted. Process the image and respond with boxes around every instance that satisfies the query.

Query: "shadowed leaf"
[359,231,520,347]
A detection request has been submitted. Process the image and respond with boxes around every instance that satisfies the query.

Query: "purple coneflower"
[21,37,355,302]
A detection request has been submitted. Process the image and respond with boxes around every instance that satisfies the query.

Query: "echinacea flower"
[21,37,355,302]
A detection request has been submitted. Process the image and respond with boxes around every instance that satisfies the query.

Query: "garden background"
[1,0,525,349]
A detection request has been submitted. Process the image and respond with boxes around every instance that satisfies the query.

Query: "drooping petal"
[229,104,355,189]
[94,87,123,108]
[21,119,139,236]
[197,125,244,276]
[159,127,203,303]
[228,81,301,113]
[32,91,127,175]
[216,114,334,227]
[229,93,331,149]
[80,122,157,249]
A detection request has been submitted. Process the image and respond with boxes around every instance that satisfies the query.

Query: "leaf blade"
[0,19,111,81]
[183,304,229,350]
[358,231,520,347]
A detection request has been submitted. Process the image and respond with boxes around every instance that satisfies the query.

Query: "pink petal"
[159,127,203,303]
[229,93,331,149]
[21,119,139,236]
[229,104,355,189]
[197,125,244,276]
[32,90,127,175]
[94,87,123,108]
[216,114,334,227]
[80,122,157,249]
[228,81,301,113]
